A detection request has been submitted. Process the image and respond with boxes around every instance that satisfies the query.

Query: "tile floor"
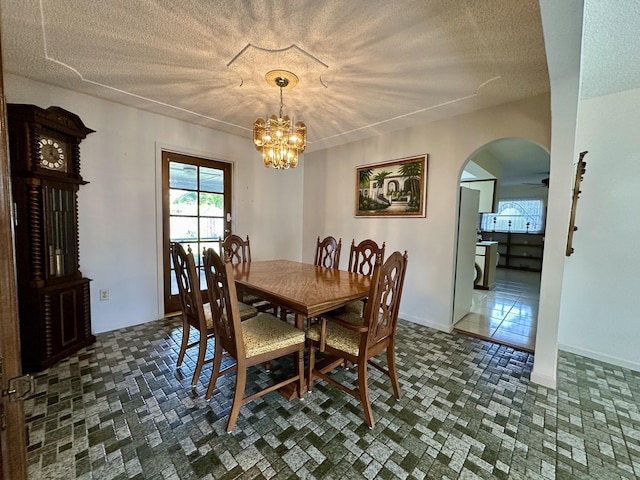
[23,314,640,479]
[454,269,540,353]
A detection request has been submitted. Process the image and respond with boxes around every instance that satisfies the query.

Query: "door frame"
[161,150,232,314]
[0,35,29,480]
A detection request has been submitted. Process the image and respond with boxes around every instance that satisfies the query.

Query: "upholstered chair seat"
[237,301,258,320]
[343,300,365,316]
[306,320,360,357]
[207,301,257,327]
[242,313,306,357]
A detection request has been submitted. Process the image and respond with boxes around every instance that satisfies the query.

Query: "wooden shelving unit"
[480,231,544,272]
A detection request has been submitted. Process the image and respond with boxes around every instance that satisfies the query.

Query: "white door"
[453,187,480,324]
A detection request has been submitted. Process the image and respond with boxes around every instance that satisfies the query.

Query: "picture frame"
[356,155,427,217]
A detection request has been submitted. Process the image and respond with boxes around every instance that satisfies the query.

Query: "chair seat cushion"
[242,293,263,304]
[344,299,365,316]
[202,303,214,329]
[238,301,258,320]
[307,319,361,357]
[242,313,305,358]
[339,312,364,325]
[203,301,257,327]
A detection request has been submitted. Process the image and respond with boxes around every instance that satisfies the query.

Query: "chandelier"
[253,70,306,169]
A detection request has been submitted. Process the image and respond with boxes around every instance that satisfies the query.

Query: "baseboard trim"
[530,370,557,389]
[400,312,454,333]
[559,343,640,373]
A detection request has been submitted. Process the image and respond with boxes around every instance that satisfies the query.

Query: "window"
[481,198,545,233]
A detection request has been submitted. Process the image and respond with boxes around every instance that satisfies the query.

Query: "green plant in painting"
[399,161,422,211]
[359,169,373,188]
[372,170,391,199]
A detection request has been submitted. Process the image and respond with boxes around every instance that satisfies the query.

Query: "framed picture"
[356,155,427,217]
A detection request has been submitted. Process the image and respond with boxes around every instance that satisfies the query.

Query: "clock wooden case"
[7,104,96,372]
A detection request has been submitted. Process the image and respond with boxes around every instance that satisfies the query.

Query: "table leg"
[279,312,308,400]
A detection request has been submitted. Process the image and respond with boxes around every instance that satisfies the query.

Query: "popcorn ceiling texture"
[0,0,549,151]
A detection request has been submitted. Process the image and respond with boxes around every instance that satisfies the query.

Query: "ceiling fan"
[522,174,549,188]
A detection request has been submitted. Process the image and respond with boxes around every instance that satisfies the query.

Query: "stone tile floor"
[24,317,640,479]
[455,269,540,353]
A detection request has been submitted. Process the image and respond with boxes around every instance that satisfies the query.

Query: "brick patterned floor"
[24,317,640,479]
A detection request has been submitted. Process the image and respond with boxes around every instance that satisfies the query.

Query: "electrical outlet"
[99,289,109,301]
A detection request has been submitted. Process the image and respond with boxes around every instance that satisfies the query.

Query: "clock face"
[39,137,68,172]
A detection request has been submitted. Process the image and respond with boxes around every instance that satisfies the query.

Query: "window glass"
[199,192,224,216]
[199,217,224,241]
[169,163,197,189]
[170,189,198,216]
[200,166,224,193]
[481,199,545,233]
[170,217,198,242]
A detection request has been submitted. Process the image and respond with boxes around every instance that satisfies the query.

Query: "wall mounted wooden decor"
[566,151,588,256]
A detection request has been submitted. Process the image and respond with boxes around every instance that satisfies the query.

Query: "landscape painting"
[356,155,427,217]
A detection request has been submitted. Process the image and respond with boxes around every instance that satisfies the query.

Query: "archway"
[453,137,550,353]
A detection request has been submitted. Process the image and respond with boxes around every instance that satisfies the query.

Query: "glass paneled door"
[162,151,232,313]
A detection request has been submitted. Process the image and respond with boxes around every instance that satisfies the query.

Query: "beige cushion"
[203,301,256,328]
[344,299,365,316]
[202,302,214,329]
[339,312,364,325]
[242,313,305,358]
[238,301,258,320]
[242,293,262,304]
[307,319,361,357]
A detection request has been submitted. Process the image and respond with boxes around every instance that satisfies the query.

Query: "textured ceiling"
[0,0,549,154]
[581,0,640,99]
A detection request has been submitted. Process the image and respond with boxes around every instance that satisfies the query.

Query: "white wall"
[5,74,304,333]
[558,88,640,370]
[302,94,550,332]
[530,0,584,389]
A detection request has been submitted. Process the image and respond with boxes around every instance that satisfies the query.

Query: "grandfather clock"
[7,104,96,372]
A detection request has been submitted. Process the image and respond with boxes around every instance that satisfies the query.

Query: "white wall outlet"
[99,289,109,301]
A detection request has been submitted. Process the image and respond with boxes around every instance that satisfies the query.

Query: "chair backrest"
[348,239,386,276]
[222,234,251,264]
[363,251,409,348]
[170,242,208,331]
[203,247,243,359]
[314,235,342,269]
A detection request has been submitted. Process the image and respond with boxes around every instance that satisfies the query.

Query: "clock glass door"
[44,184,77,278]
[162,151,232,314]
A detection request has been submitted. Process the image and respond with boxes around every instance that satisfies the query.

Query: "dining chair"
[306,250,409,428]
[170,241,216,387]
[202,248,306,432]
[314,235,342,269]
[221,234,276,314]
[171,242,257,387]
[343,239,386,316]
[222,234,252,264]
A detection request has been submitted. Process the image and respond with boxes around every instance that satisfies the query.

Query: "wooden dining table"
[231,259,371,397]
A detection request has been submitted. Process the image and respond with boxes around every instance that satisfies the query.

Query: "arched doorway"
[453,137,550,353]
